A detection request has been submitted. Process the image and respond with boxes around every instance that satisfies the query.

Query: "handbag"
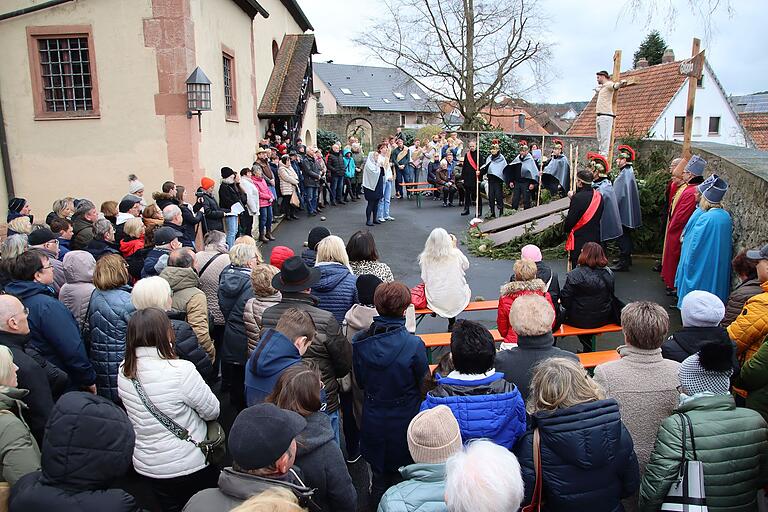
[411,282,427,309]
[661,413,708,511]
[290,188,301,208]
[522,428,543,512]
[131,377,226,466]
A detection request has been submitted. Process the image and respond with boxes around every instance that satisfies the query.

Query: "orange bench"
[403,181,439,207]
[427,350,620,374]
[420,324,622,350]
[415,300,499,316]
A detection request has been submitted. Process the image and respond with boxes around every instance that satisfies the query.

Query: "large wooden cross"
[606,50,622,168]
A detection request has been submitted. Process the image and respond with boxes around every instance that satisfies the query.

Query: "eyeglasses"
[41,264,54,270]
[45,239,60,246]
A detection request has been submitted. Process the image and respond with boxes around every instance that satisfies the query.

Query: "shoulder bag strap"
[682,412,697,460]
[131,377,198,446]
[198,252,224,278]
[678,412,688,463]
[528,428,543,511]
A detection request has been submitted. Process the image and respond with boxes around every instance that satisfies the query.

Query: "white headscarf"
[363,151,381,191]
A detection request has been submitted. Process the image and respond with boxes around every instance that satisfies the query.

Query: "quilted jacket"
[736,340,768,423]
[722,278,763,327]
[194,251,231,326]
[117,347,219,478]
[312,263,358,324]
[168,311,215,383]
[378,463,448,512]
[243,293,282,358]
[421,372,526,449]
[161,266,214,361]
[640,394,768,512]
[88,287,135,403]
[728,281,768,363]
[58,250,96,329]
[218,265,254,366]
[496,279,555,345]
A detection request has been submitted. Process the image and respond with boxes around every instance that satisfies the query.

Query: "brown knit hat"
[407,405,462,464]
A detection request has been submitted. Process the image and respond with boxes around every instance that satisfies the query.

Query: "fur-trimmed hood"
[500,278,546,296]
[151,191,176,202]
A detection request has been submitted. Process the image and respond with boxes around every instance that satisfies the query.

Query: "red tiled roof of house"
[258,34,316,117]
[567,61,688,137]
[482,107,548,135]
[739,113,768,150]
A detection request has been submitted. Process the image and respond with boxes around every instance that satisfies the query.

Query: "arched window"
[271,40,279,64]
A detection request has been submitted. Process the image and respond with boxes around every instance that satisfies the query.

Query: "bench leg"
[591,335,597,352]
[426,347,433,364]
[416,193,422,208]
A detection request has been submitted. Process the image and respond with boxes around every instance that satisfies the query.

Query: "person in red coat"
[661,155,706,293]
[497,259,555,348]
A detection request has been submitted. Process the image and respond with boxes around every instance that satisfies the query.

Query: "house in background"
[732,92,768,151]
[0,0,316,212]
[314,63,441,148]
[481,104,548,135]
[568,51,751,149]
[527,101,589,135]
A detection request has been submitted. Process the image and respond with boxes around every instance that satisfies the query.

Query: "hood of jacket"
[500,278,546,296]
[672,326,731,355]
[248,329,301,384]
[161,266,200,292]
[534,398,624,470]
[217,467,313,502]
[0,386,29,412]
[4,280,53,301]
[219,266,251,301]
[63,250,96,283]
[353,316,410,368]
[296,412,335,457]
[429,373,516,398]
[313,263,353,292]
[152,191,177,203]
[399,462,446,482]
[40,392,135,490]
[301,249,317,267]
[345,304,377,332]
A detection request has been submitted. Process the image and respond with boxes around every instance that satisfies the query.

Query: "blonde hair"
[7,217,32,235]
[251,264,280,297]
[230,243,263,267]
[510,294,555,336]
[527,358,604,414]
[131,276,172,310]
[231,487,305,512]
[513,259,537,281]
[0,346,14,387]
[235,235,257,247]
[315,235,350,269]
[93,254,129,290]
[123,217,145,238]
[1,235,28,260]
[418,228,457,266]
[698,195,721,211]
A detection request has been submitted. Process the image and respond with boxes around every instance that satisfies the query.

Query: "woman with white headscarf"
[363,143,387,226]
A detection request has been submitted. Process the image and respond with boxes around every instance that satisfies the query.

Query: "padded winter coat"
[560,265,616,328]
[515,399,639,512]
[662,325,740,374]
[737,340,768,423]
[278,164,299,197]
[10,392,139,512]
[141,247,170,278]
[728,282,768,363]
[421,372,526,449]
[161,266,214,360]
[378,463,448,512]
[69,214,94,251]
[722,278,763,328]
[168,311,215,383]
[497,279,555,345]
[88,286,135,403]
[192,188,226,233]
[219,265,254,366]
[117,347,219,479]
[640,394,768,512]
[194,250,231,326]
[4,280,95,388]
[243,293,282,359]
[312,263,358,324]
[0,387,40,485]
[58,250,96,329]
[244,329,301,406]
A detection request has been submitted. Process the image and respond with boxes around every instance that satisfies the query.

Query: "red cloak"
[661,184,698,288]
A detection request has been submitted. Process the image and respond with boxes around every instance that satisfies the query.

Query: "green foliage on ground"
[317,129,343,154]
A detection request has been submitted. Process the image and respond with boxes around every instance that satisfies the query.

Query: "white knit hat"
[681,290,725,327]
[407,405,462,464]
[128,174,145,194]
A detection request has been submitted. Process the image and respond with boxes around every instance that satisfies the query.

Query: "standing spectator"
[194,177,226,235]
[593,301,680,481]
[4,250,96,392]
[162,205,195,248]
[277,155,300,221]
[563,170,604,268]
[119,217,146,264]
[301,147,321,217]
[27,227,65,294]
[346,230,394,282]
[342,148,357,202]
[6,217,32,238]
[69,200,98,251]
[351,142,365,198]
[518,244,561,306]
[728,242,768,363]
[84,218,120,260]
[362,144,386,226]
[301,226,330,268]
[243,265,282,361]
[194,231,231,376]
[175,185,204,247]
[445,441,524,512]
[722,249,763,327]
[142,203,165,240]
[238,168,260,239]
[418,228,470,331]
[116,197,141,231]
[45,197,75,226]
[266,364,357,512]
[118,308,220,512]
[497,259,555,347]
[87,254,135,404]
[377,144,395,223]
[0,236,28,290]
[9,392,138,512]
[353,281,428,507]
[515,358,639,511]
[736,328,768,422]
[326,143,345,206]
[391,138,410,199]
[125,173,147,208]
[263,257,352,441]
[58,251,96,329]
[141,226,182,278]
[495,295,578,400]
[252,165,276,242]
[49,217,73,260]
[421,320,526,449]
[312,235,358,324]
[640,340,768,511]
[379,405,462,512]
[219,167,246,249]
[7,198,32,224]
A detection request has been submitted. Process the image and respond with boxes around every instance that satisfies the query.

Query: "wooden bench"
[427,349,620,374]
[403,182,439,208]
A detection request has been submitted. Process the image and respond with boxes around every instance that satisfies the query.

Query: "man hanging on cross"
[594,70,628,157]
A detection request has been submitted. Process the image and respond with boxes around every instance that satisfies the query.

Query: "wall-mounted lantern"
[186,67,211,132]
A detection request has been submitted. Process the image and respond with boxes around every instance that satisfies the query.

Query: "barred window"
[222,50,237,120]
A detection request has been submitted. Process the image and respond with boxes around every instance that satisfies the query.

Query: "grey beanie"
[407,405,462,464]
[681,290,725,327]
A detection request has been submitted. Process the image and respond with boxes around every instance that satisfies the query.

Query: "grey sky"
[297,0,766,103]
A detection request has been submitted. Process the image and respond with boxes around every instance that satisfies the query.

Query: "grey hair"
[162,204,182,222]
[1,235,28,260]
[74,199,96,217]
[621,301,669,350]
[168,248,195,269]
[445,440,525,512]
[203,230,227,252]
[93,218,114,240]
[52,197,75,216]
[229,243,262,267]
[510,294,555,337]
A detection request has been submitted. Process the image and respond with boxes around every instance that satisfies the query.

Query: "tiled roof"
[567,61,688,137]
[739,113,768,150]
[482,107,548,135]
[313,63,439,113]
[258,34,316,117]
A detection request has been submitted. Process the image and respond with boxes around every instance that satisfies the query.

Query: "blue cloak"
[543,155,570,189]
[592,178,623,241]
[676,207,733,307]
[613,164,642,229]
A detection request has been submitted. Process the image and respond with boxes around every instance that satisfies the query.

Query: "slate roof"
[739,113,768,150]
[568,61,688,137]
[258,34,317,117]
[313,63,439,113]
[690,141,768,181]
[732,93,768,114]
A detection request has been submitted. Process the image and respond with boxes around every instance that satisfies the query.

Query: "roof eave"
[232,0,269,19]
[281,0,313,31]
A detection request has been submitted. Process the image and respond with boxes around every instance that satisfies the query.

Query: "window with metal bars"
[37,36,93,113]
[223,52,236,119]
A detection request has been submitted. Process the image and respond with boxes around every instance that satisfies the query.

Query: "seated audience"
[379,405,462,512]
[728,243,768,363]
[518,244,561,305]
[736,331,768,422]
[58,250,96,329]
[353,281,428,507]
[118,308,220,512]
[444,440,525,512]
[7,217,32,238]
[640,340,768,511]
[515,358,639,511]
[722,249,763,327]
[346,230,395,282]
[266,364,356,512]
[418,228,470,330]
[300,227,330,267]
[422,319,526,449]
[269,246,295,270]
[183,403,316,511]
[312,235,357,324]
[495,295,578,400]
[497,259,555,347]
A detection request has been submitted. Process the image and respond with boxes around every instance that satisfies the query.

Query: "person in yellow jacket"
[728,243,768,362]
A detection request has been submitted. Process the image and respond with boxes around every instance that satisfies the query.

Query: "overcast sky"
[297,0,766,103]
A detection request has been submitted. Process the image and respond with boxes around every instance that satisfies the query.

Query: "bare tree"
[619,0,734,42]
[355,0,550,130]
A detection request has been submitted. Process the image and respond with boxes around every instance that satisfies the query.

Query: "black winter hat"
[221,167,235,179]
[307,226,331,250]
[356,274,382,306]
[8,198,26,213]
[118,198,140,213]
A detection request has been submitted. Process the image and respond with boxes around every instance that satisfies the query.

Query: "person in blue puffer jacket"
[514,357,639,512]
[87,254,135,404]
[421,319,526,449]
[312,235,357,324]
